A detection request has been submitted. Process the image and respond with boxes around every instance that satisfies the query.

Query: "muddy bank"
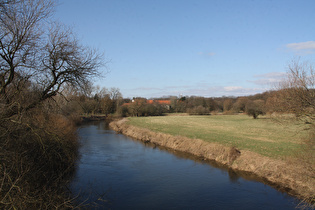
[109,118,314,202]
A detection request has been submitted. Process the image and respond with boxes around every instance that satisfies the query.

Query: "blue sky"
[55,0,315,98]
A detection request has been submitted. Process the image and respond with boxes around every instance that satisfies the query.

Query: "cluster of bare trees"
[121,98,167,117]
[0,0,103,208]
[61,86,124,117]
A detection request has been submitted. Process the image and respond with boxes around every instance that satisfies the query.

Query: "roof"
[147,100,171,105]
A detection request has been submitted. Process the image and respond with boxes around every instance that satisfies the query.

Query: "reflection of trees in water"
[81,119,112,130]
[228,169,240,183]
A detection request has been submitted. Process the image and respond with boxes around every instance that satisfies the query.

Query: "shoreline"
[109,118,314,203]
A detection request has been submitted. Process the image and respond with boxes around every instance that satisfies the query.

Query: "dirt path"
[109,118,314,204]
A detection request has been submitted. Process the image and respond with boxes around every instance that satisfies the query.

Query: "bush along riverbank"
[0,112,79,209]
[109,118,315,206]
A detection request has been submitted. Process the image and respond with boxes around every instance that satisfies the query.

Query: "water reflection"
[70,121,300,209]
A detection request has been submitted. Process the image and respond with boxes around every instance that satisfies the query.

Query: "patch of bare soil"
[109,118,314,204]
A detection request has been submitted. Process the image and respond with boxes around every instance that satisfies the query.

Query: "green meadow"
[128,114,309,159]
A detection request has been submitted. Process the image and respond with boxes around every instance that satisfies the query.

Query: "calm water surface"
[70,121,299,209]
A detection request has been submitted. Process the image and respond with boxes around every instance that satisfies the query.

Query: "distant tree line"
[117,98,168,117]
[109,93,271,119]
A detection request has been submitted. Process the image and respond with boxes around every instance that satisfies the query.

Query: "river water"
[70,121,300,209]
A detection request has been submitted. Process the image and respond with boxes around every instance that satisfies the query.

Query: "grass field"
[127,114,309,158]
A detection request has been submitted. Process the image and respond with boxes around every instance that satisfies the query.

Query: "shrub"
[223,99,234,113]
[0,109,78,209]
[117,105,129,117]
[187,106,210,115]
[245,100,266,119]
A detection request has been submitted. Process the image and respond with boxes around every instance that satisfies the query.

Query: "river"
[70,121,300,209]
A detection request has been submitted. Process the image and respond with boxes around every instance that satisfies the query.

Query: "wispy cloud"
[129,87,163,91]
[223,86,243,91]
[198,52,216,57]
[123,84,265,98]
[286,41,315,54]
[249,72,286,86]
[182,85,264,97]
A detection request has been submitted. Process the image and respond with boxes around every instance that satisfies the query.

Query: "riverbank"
[109,118,314,204]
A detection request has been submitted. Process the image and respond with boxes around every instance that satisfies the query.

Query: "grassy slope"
[128,115,309,158]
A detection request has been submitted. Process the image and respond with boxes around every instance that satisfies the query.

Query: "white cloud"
[286,41,315,54]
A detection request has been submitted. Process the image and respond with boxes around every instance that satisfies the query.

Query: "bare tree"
[233,97,249,113]
[109,87,123,112]
[0,0,103,118]
[277,59,315,121]
[0,0,54,95]
[223,98,234,113]
[31,23,102,109]
[109,87,122,100]
[128,98,147,117]
[276,59,315,200]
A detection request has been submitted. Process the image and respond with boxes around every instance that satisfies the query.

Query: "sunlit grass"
[127,115,309,158]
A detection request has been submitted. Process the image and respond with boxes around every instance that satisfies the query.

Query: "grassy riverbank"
[110,116,314,204]
[127,114,309,159]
